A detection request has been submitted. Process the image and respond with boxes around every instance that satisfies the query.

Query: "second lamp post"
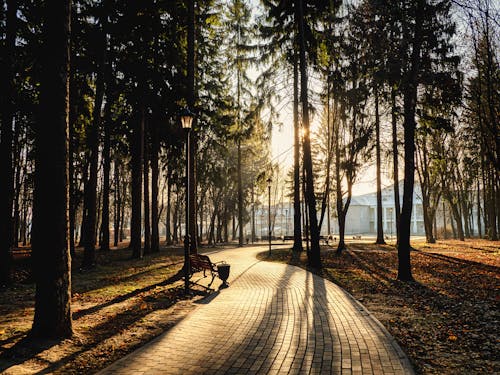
[267,177,272,256]
[180,107,194,295]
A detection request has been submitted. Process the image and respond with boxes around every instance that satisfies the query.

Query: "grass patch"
[0,243,219,374]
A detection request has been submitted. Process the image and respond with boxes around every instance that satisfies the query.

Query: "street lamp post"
[180,107,194,295]
[267,177,272,256]
[251,182,255,243]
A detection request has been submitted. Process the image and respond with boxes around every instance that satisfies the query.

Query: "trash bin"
[217,263,230,288]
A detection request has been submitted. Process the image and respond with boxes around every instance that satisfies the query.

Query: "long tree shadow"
[415,251,500,274]
[72,270,184,319]
[173,255,303,374]
[0,274,206,374]
[0,252,185,322]
[181,251,350,374]
[0,268,207,373]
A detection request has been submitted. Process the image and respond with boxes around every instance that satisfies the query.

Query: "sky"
[270,112,394,197]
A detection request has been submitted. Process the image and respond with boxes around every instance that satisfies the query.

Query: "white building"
[246,184,426,238]
[334,185,425,236]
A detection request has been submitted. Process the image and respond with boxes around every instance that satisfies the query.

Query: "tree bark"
[143,119,151,255]
[113,158,120,247]
[296,0,320,268]
[119,173,126,242]
[130,110,144,258]
[335,114,345,253]
[476,178,482,237]
[448,197,465,241]
[166,175,172,245]
[488,168,498,240]
[187,0,198,253]
[82,17,106,268]
[0,0,17,284]
[397,2,423,282]
[391,88,401,243]
[31,0,72,338]
[100,84,112,252]
[151,117,160,252]
[237,139,243,246]
[292,49,303,253]
[375,85,385,244]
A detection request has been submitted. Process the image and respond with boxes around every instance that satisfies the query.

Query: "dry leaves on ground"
[268,239,500,375]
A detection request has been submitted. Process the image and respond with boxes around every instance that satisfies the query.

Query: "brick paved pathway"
[99,245,414,375]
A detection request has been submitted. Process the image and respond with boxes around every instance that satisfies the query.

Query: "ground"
[0,244,220,374]
[0,239,498,374]
[265,239,500,374]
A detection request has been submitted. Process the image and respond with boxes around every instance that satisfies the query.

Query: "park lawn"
[0,243,215,374]
[266,239,500,375]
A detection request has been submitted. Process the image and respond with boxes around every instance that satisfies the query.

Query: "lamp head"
[180,107,195,129]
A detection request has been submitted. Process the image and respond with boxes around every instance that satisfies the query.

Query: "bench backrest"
[190,254,215,271]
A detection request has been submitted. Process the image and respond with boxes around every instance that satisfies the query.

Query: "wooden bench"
[189,254,218,287]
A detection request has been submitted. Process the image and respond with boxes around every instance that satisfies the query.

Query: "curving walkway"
[98,245,414,375]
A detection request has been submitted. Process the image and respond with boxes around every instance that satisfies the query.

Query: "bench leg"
[208,272,215,288]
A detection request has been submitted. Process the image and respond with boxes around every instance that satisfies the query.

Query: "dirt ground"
[266,239,500,374]
[1,239,498,374]
[0,243,224,374]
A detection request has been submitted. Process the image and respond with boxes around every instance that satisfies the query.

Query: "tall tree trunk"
[335,115,344,253]
[422,196,435,243]
[12,120,22,247]
[398,91,416,281]
[143,120,151,255]
[232,214,236,240]
[82,19,106,268]
[119,175,126,242]
[223,204,228,243]
[417,134,435,243]
[375,85,385,244]
[237,139,243,246]
[199,195,204,244]
[318,83,333,233]
[172,195,179,244]
[296,0,320,268]
[391,88,401,243]
[68,65,78,256]
[302,158,310,254]
[100,84,112,252]
[292,49,302,253]
[397,1,423,282]
[151,118,160,252]
[130,110,144,258]
[449,203,456,238]
[113,158,120,247]
[460,191,471,238]
[187,0,198,253]
[442,200,447,239]
[449,199,465,241]
[337,213,346,252]
[31,0,72,338]
[477,178,482,238]
[488,168,498,240]
[0,0,17,284]
[166,176,172,245]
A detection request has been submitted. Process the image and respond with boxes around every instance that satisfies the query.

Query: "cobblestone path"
[98,245,414,375]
